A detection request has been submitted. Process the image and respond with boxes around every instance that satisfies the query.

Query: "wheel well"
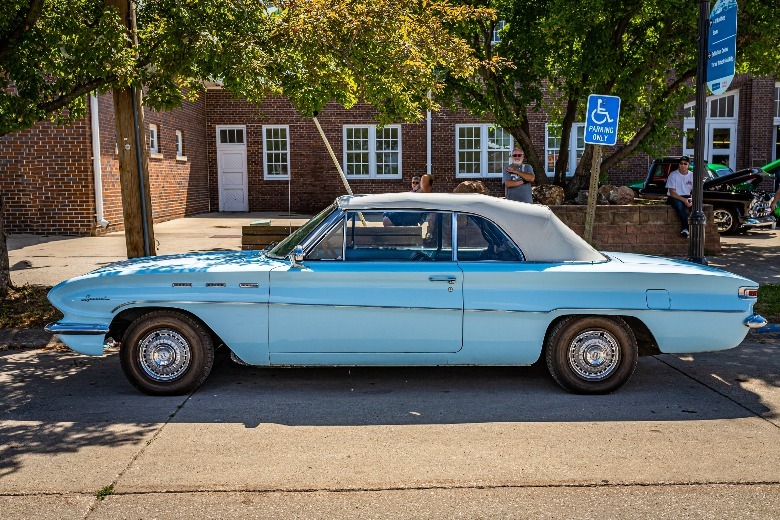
[544,314,660,357]
[108,307,225,349]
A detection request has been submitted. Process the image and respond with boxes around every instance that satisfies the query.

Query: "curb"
[0,328,64,351]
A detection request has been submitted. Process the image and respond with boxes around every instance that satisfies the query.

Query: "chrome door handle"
[429,275,457,284]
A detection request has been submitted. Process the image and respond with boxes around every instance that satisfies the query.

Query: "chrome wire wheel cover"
[138,329,191,381]
[567,329,620,381]
[713,209,732,233]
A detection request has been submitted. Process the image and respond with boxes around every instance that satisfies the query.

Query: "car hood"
[760,158,780,176]
[81,250,284,279]
[703,168,763,191]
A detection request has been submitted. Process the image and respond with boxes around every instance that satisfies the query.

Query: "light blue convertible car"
[46,193,766,395]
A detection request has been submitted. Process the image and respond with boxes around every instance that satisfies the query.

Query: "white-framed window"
[343,125,401,178]
[683,91,739,166]
[149,124,158,153]
[545,123,585,176]
[263,125,290,180]
[218,126,245,145]
[774,84,780,161]
[455,124,513,178]
[491,20,506,44]
[175,130,183,157]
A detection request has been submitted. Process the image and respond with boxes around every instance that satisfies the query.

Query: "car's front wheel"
[713,206,740,234]
[545,316,638,394]
[120,310,214,395]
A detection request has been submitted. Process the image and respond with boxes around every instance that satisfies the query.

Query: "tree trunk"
[0,193,11,297]
[553,96,579,186]
[108,0,155,258]
[565,145,594,200]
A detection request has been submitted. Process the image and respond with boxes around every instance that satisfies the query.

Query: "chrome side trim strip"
[45,323,110,335]
[463,307,746,315]
[270,302,461,312]
[109,301,748,316]
[111,300,265,313]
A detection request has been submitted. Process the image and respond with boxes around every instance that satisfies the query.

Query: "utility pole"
[688,0,710,264]
[108,0,155,258]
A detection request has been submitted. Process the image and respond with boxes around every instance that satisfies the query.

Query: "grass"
[0,285,62,329]
[756,284,780,325]
[95,483,114,500]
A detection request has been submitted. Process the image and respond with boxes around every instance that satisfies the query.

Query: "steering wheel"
[410,251,432,261]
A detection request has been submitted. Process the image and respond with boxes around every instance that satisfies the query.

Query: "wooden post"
[0,193,11,296]
[584,144,602,244]
[108,0,155,258]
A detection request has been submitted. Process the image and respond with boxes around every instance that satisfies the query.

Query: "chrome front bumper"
[742,215,776,229]
[44,322,110,335]
[744,314,768,329]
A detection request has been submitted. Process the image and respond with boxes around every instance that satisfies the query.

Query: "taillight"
[738,287,758,299]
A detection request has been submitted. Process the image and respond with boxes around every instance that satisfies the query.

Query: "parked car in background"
[635,157,775,234]
[46,194,766,396]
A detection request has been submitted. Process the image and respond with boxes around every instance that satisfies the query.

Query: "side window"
[456,214,522,262]
[343,211,452,261]
[307,219,344,260]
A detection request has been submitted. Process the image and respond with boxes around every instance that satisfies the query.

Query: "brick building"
[1,75,778,235]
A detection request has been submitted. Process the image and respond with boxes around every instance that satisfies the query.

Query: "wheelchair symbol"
[590,99,614,125]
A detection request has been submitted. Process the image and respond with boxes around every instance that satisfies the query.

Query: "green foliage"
[756,284,780,326]
[95,483,114,499]
[1,0,487,135]
[442,0,780,186]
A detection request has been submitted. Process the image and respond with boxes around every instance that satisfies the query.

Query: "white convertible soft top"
[337,193,606,263]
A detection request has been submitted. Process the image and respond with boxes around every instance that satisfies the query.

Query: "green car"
[628,162,743,192]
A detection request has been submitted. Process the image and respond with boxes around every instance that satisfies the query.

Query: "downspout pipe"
[426,90,432,175]
[89,94,110,228]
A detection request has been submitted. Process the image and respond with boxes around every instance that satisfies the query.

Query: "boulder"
[575,190,609,205]
[532,184,565,205]
[610,185,636,205]
[453,180,490,195]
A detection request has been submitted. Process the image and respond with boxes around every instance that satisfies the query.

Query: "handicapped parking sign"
[585,94,621,146]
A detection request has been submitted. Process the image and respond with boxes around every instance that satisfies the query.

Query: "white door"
[708,123,737,168]
[217,126,248,212]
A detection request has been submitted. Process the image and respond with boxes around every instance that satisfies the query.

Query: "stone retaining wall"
[241,204,722,256]
[550,204,721,256]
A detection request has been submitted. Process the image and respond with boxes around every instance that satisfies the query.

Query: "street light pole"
[688,0,710,264]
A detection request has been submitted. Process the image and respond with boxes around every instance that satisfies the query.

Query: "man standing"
[503,148,535,203]
[665,155,694,237]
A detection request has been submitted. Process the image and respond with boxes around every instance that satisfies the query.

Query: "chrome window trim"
[302,211,346,261]
[453,211,525,262]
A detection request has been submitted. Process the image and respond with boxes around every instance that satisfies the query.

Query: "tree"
[441,0,780,196]
[0,0,489,295]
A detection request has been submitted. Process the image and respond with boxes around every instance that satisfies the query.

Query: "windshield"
[266,203,337,259]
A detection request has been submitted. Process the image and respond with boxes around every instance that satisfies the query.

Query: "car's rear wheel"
[713,206,740,234]
[545,316,638,394]
[120,310,214,395]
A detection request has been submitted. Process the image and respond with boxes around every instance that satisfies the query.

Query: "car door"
[454,213,548,365]
[268,211,463,362]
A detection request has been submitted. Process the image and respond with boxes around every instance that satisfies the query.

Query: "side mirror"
[290,245,305,268]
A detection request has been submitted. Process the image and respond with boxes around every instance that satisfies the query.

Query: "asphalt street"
[2,214,780,518]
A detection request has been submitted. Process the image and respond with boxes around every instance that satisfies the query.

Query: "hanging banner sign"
[707,0,737,95]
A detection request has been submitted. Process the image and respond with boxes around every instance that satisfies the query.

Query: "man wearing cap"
[503,148,535,203]
[665,155,694,237]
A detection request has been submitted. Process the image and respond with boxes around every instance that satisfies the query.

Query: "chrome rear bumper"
[744,314,767,329]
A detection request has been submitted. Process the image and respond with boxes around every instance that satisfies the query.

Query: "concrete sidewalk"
[8,212,312,287]
[8,212,780,286]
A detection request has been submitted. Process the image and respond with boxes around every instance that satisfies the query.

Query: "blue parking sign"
[585,95,621,146]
